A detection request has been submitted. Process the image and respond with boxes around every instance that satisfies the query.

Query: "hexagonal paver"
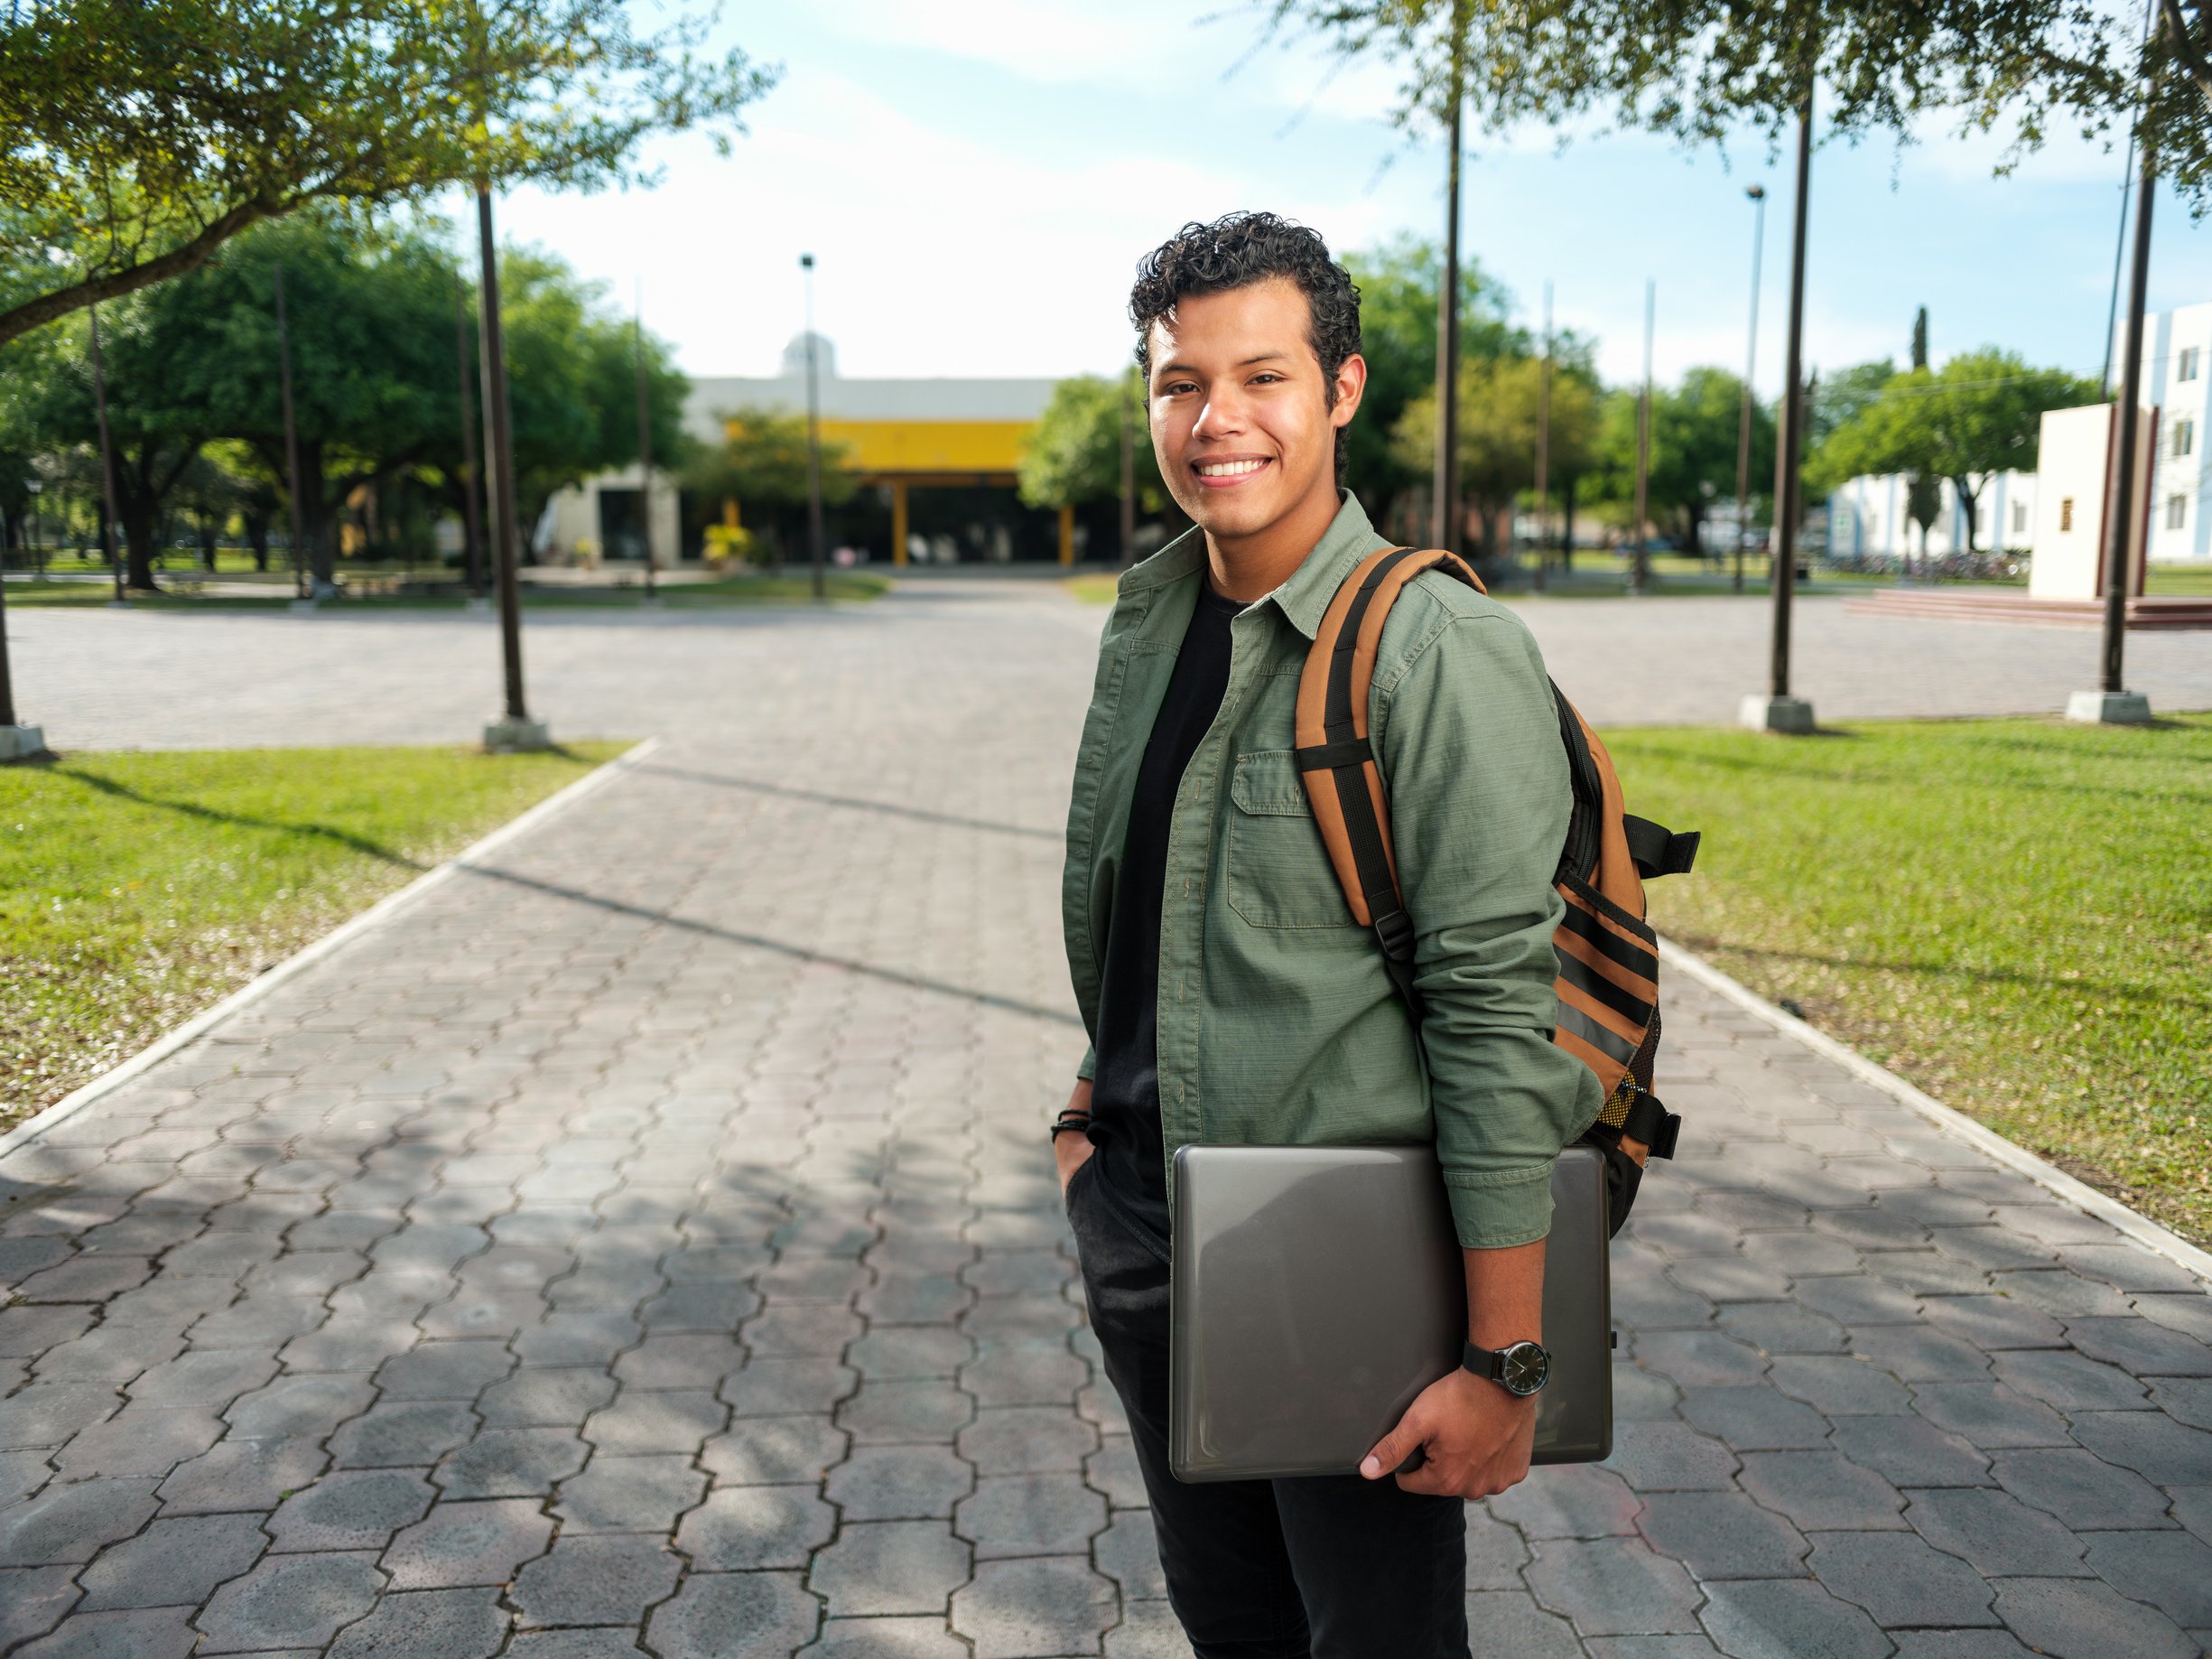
[800,1617,970,1659]
[838,1381,975,1443]
[1904,1487,2092,1578]
[826,1444,975,1520]
[478,1366,618,1427]
[76,1514,266,1611]
[1637,1491,1809,1579]
[380,1498,552,1589]
[956,1472,1108,1559]
[700,1414,848,1485]
[676,1485,837,1570]
[326,1586,508,1659]
[0,1565,81,1650]
[268,1469,438,1552]
[373,1342,516,1401]
[329,1403,479,1468]
[434,1426,589,1498]
[191,1551,385,1653]
[1524,1537,1703,1636]
[958,1405,1098,1475]
[1808,1531,1999,1627]
[13,1608,199,1659]
[1991,1577,2197,1659]
[512,1533,683,1628]
[645,1570,819,1658]
[1095,1508,1170,1601]
[554,1454,707,1534]
[952,1557,1116,1659]
[1488,1464,1642,1540]
[0,1478,162,1566]
[809,1520,972,1617]
[1699,1576,1893,1659]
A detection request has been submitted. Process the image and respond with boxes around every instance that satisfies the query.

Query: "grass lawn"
[1,572,888,610]
[1067,573,1122,605]
[2149,564,2212,596]
[1605,715,2212,1243]
[1,741,628,1133]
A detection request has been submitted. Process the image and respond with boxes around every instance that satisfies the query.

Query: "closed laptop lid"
[1168,1143,1612,1483]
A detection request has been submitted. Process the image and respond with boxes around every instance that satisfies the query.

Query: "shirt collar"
[1262,490,1390,641]
[1121,490,1389,638]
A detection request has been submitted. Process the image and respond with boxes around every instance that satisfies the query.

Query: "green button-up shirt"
[1061,492,1601,1248]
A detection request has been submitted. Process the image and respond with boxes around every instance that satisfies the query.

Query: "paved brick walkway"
[5,585,2211,1657]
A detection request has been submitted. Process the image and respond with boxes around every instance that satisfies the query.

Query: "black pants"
[1067,1156,1470,1659]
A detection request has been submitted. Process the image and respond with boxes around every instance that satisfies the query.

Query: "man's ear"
[1330,352,1368,428]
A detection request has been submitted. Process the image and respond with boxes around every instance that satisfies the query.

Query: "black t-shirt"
[1086,582,1242,1252]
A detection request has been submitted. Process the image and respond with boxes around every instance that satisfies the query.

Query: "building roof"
[684,334,1060,442]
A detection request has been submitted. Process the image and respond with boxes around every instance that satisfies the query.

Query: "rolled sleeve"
[1376,604,1603,1249]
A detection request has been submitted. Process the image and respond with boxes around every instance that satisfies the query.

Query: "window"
[2169,494,2189,530]
[2178,418,2197,458]
[2060,497,2075,532]
[2181,348,2202,382]
[2012,500,2029,534]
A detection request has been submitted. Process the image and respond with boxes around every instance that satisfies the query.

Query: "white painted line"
[1659,935,2212,1288]
[0,736,663,1162]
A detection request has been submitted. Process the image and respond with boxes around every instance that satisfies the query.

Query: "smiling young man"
[1054,213,1600,1656]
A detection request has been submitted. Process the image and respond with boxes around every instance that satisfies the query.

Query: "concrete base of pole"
[465,596,493,614]
[2065,689,2152,725]
[0,724,49,762]
[1740,694,1817,733]
[483,714,552,753]
[288,598,320,616]
[105,599,132,610]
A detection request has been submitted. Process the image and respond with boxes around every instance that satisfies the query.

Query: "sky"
[489,1,2212,399]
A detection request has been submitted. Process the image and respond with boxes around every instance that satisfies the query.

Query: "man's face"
[1146,277,1363,545]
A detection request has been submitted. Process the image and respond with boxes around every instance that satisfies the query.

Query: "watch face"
[1499,1341,1550,1396]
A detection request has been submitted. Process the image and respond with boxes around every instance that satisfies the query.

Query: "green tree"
[0,0,776,347]
[1588,368,1774,557]
[682,409,856,562]
[1340,237,1527,536]
[18,300,214,590]
[491,249,692,540]
[1905,310,1942,569]
[1809,350,2096,552]
[1393,353,1600,561]
[1018,372,1166,522]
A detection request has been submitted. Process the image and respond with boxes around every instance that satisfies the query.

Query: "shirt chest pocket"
[1225,750,1359,930]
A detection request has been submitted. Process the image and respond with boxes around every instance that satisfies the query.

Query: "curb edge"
[0,735,663,1164]
[1658,934,2212,1288]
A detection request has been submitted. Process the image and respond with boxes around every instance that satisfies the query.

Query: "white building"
[1826,471,2035,563]
[1823,303,2212,567]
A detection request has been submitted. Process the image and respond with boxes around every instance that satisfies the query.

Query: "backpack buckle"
[1372,908,1416,962]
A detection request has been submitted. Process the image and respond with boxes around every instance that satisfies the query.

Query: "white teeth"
[1196,459,1267,477]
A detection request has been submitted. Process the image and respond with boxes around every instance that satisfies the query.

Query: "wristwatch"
[1464,1339,1550,1398]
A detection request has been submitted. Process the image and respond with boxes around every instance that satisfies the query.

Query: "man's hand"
[1055,1079,1094,1194]
[1359,1366,1536,1496]
[1362,1234,1546,1496]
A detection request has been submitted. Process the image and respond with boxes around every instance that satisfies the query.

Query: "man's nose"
[1192,388,1245,439]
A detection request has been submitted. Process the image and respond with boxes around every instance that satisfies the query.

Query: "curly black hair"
[1129,211,1362,477]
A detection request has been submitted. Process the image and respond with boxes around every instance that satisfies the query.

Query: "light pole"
[88,303,127,607]
[452,282,487,602]
[477,180,546,750]
[26,480,42,579]
[1533,279,1552,592]
[1743,91,1817,733]
[634,281,657,604]
[1631,279,1654,595]
[2071,126,2157,724]
[801,253,826,601]
[1734,183,1768,593]
[273,266,313,607]
[1431,14,1466,558]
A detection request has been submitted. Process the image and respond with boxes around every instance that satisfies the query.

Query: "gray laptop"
[1168,1143,1612,1482]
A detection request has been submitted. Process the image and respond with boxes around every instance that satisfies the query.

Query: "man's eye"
[1250,374,1284,386]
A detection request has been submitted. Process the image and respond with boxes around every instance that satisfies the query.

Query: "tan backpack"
[1293,546,1698,1221]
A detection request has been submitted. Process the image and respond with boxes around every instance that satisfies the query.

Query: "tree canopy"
[1261,2,2198,207]
[683,409,857,514]
[1585,367,1775,555]
[1394,352,1601,558]
[0,0,776,347]
[1017,372,1166,517]
[1807,349,2097,548]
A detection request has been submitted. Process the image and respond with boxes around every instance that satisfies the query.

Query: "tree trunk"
[1560,477,1577,572]
[1950,477,1979,555]
[122,499,163,591]
[200,517,218,570]
[1687,502,1705,560]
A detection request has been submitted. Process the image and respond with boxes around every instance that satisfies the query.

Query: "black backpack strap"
[1622,815,1700,880]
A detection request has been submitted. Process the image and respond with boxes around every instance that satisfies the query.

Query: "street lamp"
[801,253,826,601]
[25,480,42,579]
[476,178,547,750]
[1630,279,1654,595]
[1432,15,1467,560]
[1742,92,1817,733]
[634,281,658,605]
[1734,183,1768,594]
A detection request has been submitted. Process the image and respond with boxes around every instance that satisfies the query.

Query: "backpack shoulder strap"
[1294,545,1482,1007]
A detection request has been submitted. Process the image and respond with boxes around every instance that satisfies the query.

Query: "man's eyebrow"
[1153,350,1296,377]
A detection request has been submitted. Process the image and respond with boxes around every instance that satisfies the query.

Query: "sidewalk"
[5,589,2209,1657]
